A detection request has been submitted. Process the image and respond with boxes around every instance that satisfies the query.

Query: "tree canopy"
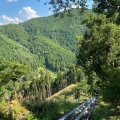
[38,0,120,24]
[77,12,120,104]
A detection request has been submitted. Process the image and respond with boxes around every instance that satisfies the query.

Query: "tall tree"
[93,0,120,24]
[38,0,120,24]
[0,60,28,99]
[77,12,120,103]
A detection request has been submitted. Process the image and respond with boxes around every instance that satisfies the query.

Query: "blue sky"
[0,0,93,25]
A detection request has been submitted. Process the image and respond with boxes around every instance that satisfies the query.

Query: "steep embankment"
[47,84,88,102]
[47,84,77,101]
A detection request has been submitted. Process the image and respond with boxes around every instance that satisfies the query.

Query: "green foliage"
[92,101,116,120]
[26,114,38,120]
[27,99,78,120]
[0,60,28,83]
[0,60,28,101]
[45,0,120,24]
[76,80,90,94]
[21,9,86,52]
[0,24,29,46]
[77,12,120,103]
[0,34,38,70]
[28,35,75,71]
[101,66,120,104]
[77,13,120,71]
[0,9,85,71]
[75,67,90,99]
[93,0,120,24]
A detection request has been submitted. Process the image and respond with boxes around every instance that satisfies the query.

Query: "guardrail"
[58,97,96,120]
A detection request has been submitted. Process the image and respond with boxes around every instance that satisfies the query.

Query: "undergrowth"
[91,100,120,120]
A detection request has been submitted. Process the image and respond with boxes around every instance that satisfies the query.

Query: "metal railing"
[58,97,96,120]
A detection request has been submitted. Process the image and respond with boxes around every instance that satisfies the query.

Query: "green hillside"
[21,9,86,52]
[0,9,85,71]
[28,35,75,71]
[0,6,120,120]
[0,34,38,69]
[0,24,29,46]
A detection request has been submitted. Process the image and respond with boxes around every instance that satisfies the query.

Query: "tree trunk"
[14,81,18,100]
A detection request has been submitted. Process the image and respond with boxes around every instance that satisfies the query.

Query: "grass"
[47,84,77,101]
[0,84,89,120]
[25,84,89,120]
[91,100,120,120]
[10,100,30,119]
[47,84,89,103]
[46,87,120,120]
[0,98,30,120]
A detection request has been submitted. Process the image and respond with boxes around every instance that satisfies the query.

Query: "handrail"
[58,97,96,120]
[85,97,96,120]
[75,104,90,120]
[75,97,96,120]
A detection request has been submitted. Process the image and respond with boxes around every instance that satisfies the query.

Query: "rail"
[58,97,96,120]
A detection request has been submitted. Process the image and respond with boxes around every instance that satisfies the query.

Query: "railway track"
[58,97,96,120]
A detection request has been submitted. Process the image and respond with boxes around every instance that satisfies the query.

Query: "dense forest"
[0,9,87,72]
[0,0,120,119]
[0,9,85,120]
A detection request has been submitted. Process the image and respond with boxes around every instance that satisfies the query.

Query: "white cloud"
[0,7,39,25]
[71,4,79,8]
[0,22,4,25]
[19,6,39,20]
[60,7,65,12]
[7,0,18,2]
[1,15,23,25]
[49,10,53,15]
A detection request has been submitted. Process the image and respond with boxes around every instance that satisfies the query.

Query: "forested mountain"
[21,9,86,52]
[0,2,120,119]
[0,9,86,72]
[0,34,38,69]
[0,9,84,119]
